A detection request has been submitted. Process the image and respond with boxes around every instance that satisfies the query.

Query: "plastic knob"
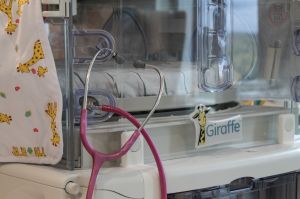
[65,181,81,196]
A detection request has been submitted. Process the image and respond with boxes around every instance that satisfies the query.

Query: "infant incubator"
[1,0,300,198]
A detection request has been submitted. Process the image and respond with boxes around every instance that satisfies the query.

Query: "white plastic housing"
[42,0,76,17]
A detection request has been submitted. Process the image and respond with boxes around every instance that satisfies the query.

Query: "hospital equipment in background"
[2,0,300,198]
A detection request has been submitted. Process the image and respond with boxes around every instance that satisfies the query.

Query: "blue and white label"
[191,114,243,148]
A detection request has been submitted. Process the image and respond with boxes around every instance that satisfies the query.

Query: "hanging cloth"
[0,0,63,164]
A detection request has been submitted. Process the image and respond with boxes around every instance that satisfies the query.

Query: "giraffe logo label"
[190,105,243,148]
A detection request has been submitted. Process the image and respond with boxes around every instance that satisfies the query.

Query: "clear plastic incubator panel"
[46,0,300,169]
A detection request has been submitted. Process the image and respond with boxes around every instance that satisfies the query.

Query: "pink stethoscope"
[80,47,167,199]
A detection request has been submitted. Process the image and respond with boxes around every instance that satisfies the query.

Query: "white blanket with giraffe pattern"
[0,0,63,164]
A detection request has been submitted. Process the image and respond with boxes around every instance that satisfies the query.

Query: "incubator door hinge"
[41,0,77,18]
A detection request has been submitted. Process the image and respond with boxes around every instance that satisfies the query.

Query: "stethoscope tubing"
[81,40,167,199]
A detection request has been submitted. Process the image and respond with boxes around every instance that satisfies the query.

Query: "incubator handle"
[200,0,233,92]
[229,177,255,193]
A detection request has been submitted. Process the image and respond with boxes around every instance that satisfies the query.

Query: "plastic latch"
[121,131,144,167]
[277,114,295,145]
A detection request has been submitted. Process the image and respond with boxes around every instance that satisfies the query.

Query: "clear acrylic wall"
[71,0,300,105]
[47,0,300,168]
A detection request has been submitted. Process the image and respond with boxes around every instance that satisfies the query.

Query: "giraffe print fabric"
[0,0,63,164]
